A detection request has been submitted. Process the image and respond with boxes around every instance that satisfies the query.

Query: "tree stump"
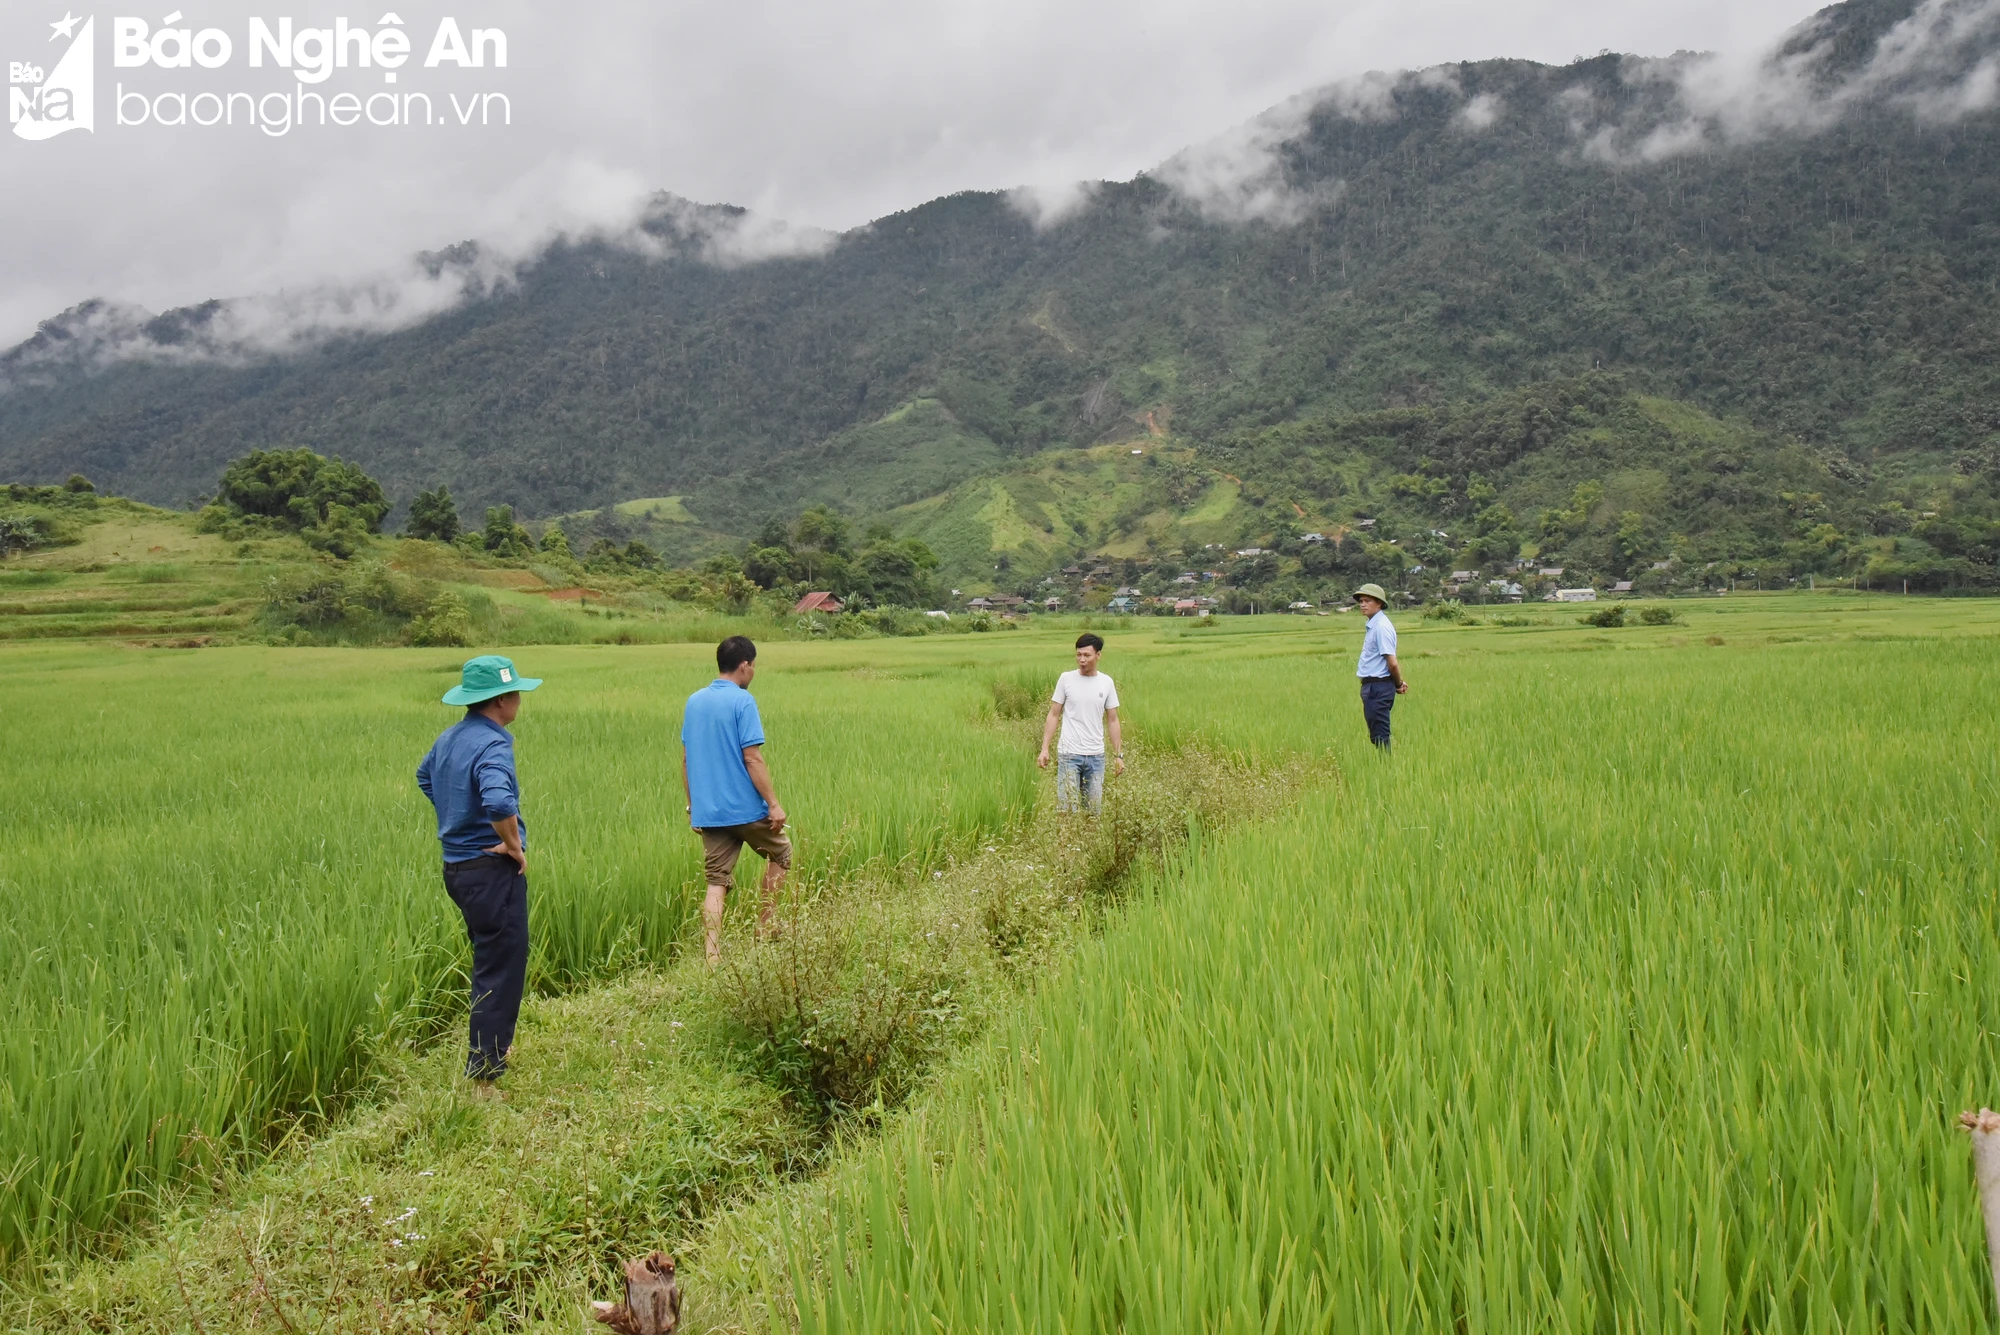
[591,1251,681,1335]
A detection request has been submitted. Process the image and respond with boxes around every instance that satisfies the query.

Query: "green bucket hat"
[1352,583,1389,604]
[442,654,543,706]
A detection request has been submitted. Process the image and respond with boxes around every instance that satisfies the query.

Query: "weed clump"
[1579,604,1627,628]
[1639,605,1679,625]
[989,674,1045,720]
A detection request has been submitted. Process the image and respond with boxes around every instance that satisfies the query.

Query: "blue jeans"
[1055,753,1107,814]
[1360,678,1396,750]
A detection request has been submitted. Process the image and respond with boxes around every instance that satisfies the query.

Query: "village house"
[792,591,843,615]
[1551,587,1598,602]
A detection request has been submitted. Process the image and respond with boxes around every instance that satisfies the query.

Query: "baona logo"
[11,11,95,140]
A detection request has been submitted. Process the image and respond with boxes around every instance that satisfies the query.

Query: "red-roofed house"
[793,591,844,614]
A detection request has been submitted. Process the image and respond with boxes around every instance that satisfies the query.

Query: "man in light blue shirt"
[681,635,791,966]
[1352,583,1408,750]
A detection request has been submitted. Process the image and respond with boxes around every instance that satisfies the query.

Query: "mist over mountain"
[3,0,1999,555]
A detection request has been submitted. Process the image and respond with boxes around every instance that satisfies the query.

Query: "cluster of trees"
[197,448,390,558]
[735,504,944,608]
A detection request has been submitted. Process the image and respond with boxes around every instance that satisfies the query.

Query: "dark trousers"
[442,855,529,1080]
[1360,678,1396,750]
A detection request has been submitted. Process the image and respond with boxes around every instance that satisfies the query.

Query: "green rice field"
[0,639,1048,1255]
[5,592,2000,1333]
[790,599,2000,1332]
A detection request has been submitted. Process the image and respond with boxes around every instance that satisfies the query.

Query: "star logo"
[49,11,81,41]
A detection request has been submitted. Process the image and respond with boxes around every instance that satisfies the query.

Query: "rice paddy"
[0,639,1049,1256]
[786,602,2000,1333]
[4,591,1999,1333]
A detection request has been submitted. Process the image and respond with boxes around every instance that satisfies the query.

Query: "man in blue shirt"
[682,635,791,966]
[1352,584,1409,750]
[417,654,542,1091]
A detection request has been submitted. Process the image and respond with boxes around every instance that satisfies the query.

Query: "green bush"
[1423,599,1467,621]
[409,589,474,647]
[1639,606,1679,625]
[0,507,79,556]
[1579,605,1627,628]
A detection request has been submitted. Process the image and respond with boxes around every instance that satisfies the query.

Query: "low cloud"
[1004,179,1100,229]
[1575,0,2000,161]
[1153,65,1470,222]
[1456,91,1504,130]
[1,173,836,385]
[640,194,840,265]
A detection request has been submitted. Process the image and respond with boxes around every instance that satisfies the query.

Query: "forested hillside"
[3,0,1999,592]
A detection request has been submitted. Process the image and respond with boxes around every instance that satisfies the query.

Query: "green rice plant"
[784,631,2000,1334]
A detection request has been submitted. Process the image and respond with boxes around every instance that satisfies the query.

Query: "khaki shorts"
[698,821,793,889]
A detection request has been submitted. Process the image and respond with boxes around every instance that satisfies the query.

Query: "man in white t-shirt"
[1037,632,1124,814]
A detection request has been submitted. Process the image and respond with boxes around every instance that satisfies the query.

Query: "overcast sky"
[0,0,1824,346]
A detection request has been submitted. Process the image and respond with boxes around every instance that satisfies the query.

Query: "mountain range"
[4,0,1999,591]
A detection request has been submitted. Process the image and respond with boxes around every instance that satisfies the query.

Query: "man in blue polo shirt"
[682,635,791,966]
[417,654,542,1092]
